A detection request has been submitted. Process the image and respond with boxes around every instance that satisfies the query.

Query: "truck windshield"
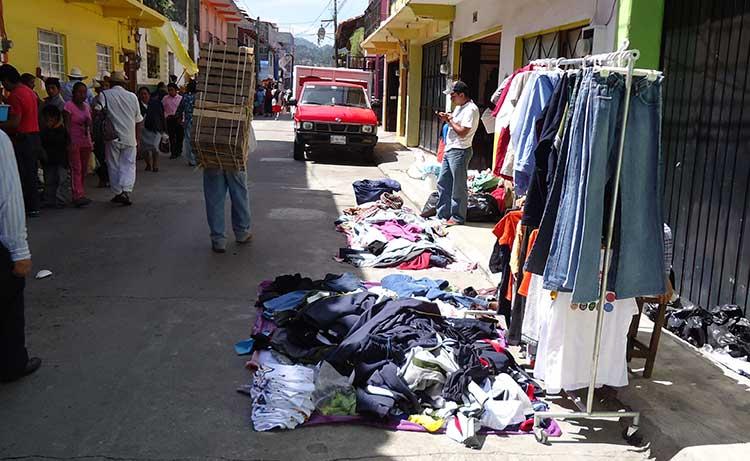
[301,85,368,108]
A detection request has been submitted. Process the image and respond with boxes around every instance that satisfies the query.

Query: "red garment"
[491,64,534,117]
[397,251,432,270]
[490,186,506,214]
[518,229,540,297]
[436,138,446,163]
[492,209,523,246]
[492,127,512,178]
[7,85,40,134]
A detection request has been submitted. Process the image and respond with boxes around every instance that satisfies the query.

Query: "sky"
[238,0,370,45]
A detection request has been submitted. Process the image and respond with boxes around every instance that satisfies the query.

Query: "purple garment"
[373,221,424,242]
[302,413,562,437]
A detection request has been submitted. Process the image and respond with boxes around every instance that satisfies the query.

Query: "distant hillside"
[294,37,334,67]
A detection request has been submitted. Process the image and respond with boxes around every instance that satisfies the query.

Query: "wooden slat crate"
[193,42,255,171]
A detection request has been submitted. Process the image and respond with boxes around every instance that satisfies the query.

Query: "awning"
[361,1,455,56]
[152,23,199,76]
[67,0,167,28]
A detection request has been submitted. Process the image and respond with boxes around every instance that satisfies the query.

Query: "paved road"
[0,118,648,461]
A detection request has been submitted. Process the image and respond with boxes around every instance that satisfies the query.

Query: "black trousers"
[13,133,42,213]
[0,245,28,379]
[166,116,183,157]
[93,137,109,183]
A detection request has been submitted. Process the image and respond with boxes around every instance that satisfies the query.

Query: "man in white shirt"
[101,71,143,206]
[436,81,480,225]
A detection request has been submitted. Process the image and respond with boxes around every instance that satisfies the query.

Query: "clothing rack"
[527,46,662,445]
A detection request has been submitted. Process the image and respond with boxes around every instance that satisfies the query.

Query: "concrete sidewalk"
[373,132,750,460]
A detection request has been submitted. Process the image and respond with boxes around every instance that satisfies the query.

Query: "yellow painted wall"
[4,0,133,91]
[405,42,422,147]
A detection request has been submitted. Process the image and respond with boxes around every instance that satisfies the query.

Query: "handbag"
[100,92,118,142]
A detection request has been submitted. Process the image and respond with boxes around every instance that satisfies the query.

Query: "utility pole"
[333,0,338,67]
[187,0,195,60]
[256,16,261,76]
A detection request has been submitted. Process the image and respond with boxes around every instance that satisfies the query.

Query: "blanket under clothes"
[237,273,560,448]
[334,195,478,271]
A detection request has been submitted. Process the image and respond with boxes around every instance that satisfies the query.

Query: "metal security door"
[419,36,449,153]
[661,0,750,316]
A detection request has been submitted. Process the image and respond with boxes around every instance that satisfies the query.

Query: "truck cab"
[291,81,379,161]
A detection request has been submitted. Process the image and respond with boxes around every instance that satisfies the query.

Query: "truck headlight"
[362,125,375,134]
[302,122,314,130]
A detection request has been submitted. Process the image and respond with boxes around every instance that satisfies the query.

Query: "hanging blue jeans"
[203,168,252,247]
[543,69,594,291]
[609,75,666,300]
[436,147,473,223]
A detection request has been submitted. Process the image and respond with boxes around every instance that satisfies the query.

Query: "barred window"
[96,44,112,79]
[521,26,592,66]
[38,30,65,78]
[147,45,160,79]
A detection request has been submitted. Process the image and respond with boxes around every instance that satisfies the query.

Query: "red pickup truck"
[290,81,379,161]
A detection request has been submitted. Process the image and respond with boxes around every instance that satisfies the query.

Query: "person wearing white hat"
[99,71,143,206]
[62,67,96,104]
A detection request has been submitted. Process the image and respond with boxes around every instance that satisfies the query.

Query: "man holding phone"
[436,81,480,226]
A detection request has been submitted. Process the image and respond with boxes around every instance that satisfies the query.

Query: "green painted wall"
[617,0,665,69]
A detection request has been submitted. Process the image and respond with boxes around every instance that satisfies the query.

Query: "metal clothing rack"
[525,46,663,445]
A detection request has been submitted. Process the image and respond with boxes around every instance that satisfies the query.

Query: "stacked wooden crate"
[193,41,255,171]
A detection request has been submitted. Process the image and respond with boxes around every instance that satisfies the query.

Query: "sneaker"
[212,244,226,254]
[26,210,40,218]
[73,197,92,208]
[119,193,132,206]
[236,233,253,244]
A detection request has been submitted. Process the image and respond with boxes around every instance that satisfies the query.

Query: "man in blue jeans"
[203,167,252,253]
[436,81,480,226]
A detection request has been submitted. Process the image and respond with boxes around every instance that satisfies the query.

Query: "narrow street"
[0,117,676,460]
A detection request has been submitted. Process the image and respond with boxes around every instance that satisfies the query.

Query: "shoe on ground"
[112,193,132,206]
[188,162,197,167]
[1,357,42,383]
[73,197,92,208]
[236,233,253,244]
[444,219,462,227]
[152,168,159,173]
[145,165,152,171]
[26,210,40,218]
[212,244,226,254]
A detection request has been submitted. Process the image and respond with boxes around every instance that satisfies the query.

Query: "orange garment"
[492,209,523,245]
[518,229,540,297]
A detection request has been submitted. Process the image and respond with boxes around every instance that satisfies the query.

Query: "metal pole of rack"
[531,49,643,445]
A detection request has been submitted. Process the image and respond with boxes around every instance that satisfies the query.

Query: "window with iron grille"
[38,30,65,78]
[147,45,160,79]
[96,44,112,79]
[521,26,592,65]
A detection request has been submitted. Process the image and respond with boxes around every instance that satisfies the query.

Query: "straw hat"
[67,67,87,79]
[109,71,128,83]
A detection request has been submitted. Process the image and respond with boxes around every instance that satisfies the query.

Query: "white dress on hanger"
[532,287,637,394]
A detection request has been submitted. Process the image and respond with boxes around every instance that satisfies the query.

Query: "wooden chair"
[627,297,668,378]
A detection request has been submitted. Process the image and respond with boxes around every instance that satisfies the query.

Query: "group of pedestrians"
[254,81,286,119]
[0,61,255,383]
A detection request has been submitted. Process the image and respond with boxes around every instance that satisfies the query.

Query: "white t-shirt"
[445,100,479,150]
[102,86,143,147]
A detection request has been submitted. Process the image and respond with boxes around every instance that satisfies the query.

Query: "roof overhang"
[67,0,167,28]
[361,1,454,57]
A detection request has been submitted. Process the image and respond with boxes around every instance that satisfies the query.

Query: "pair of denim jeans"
[203,168,252,248]
[543,70,666,302]
[436,147,473,223]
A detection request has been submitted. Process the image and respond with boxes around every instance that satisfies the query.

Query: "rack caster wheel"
[533,426,549,444]
[623,426,642,446]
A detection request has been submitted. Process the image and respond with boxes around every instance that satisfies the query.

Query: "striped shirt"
[664,223,673,277]
[0,130,30,261]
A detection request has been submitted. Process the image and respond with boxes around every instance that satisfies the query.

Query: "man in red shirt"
[0,64,43,216]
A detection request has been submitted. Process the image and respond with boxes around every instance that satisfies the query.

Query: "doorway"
[419,36,450,153]
[457,32,501,170]
[385,60,399,132]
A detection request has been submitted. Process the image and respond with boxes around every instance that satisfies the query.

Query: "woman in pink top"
[63,82,93,207]
[163,83,183,159]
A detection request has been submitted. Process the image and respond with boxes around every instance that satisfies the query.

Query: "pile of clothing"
[335,193,476,271]
[237,273,560,446]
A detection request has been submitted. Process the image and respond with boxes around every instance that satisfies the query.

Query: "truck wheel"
[293,140,306,161]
